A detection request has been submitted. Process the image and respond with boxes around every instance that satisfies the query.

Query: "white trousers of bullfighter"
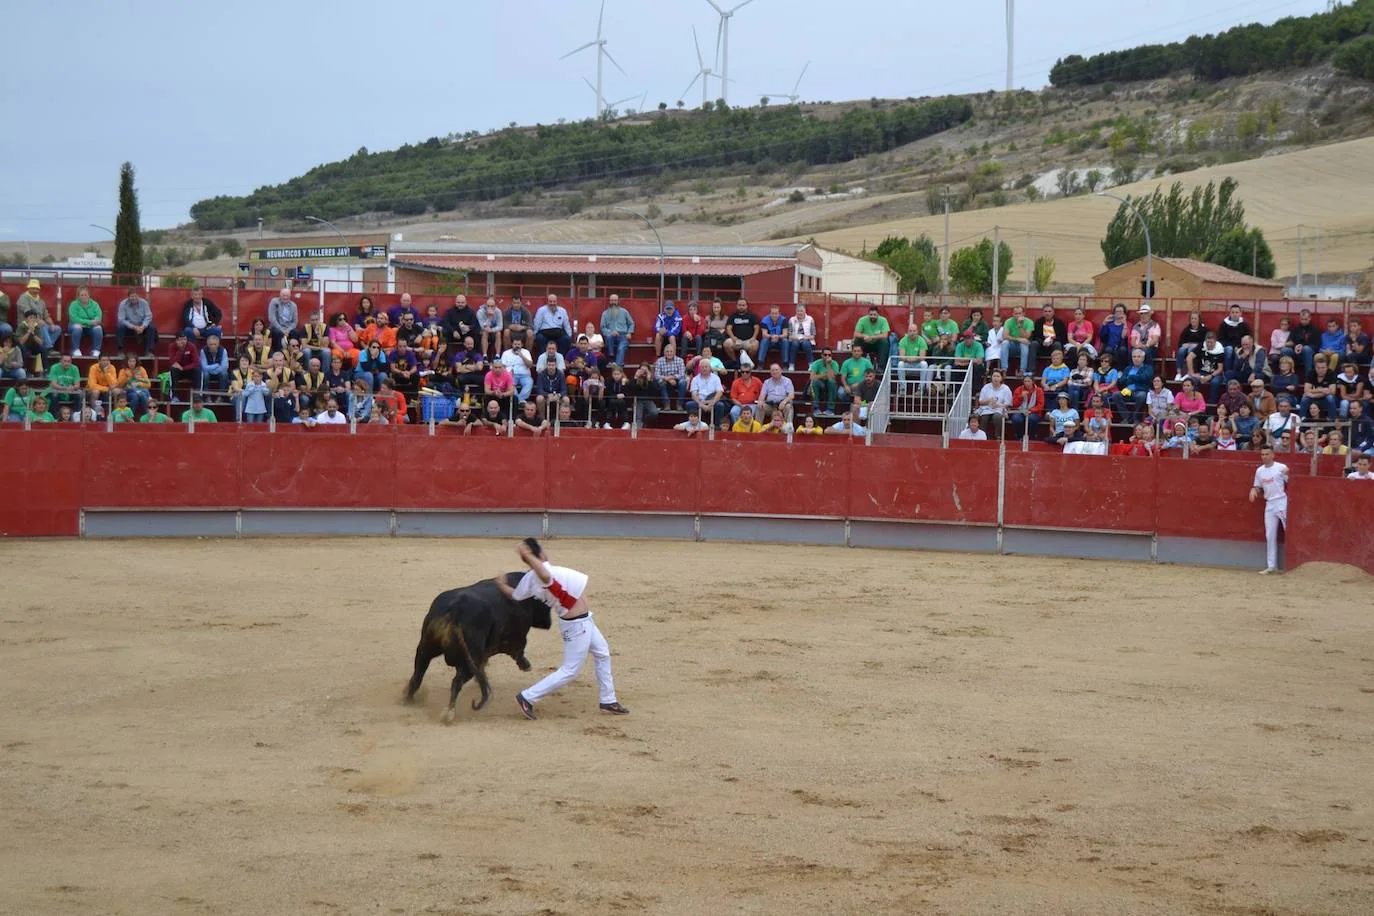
[524,614,617,705]
[1264,498,1287,571]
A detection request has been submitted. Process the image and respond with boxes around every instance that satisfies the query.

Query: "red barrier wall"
[1287,476,1374,573]
[5,429,1372,573]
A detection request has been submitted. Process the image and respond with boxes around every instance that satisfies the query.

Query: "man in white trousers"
[498,538,629,720]
[1249,445,1289,575]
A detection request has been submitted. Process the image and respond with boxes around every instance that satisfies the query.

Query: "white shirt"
[1065,440,1108,455]
[957,428,987,440]
[1253,462,1289,504]
[788,313,815,342]
[316,410,347,425]
[511,564,589,617]
[500,348,533,375]
[1266,412,1300,437]
[1348,471,1374,480]
[689,372,723,401]
[826,419,866,436]
[976,383,1012,415]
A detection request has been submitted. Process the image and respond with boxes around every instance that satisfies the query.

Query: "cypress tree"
[113,162,143,283]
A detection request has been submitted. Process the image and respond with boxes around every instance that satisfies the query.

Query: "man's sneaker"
[72,349,82,358]
[599,701,630,715]
[1259,567,1281,575]
[602,422,612,429]
[90,349,100,358]
[516,693,536,720]
[620,423,630,430]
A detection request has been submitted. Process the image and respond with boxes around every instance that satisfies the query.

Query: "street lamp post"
[613,207,665,306]
[306,216,352,294]
[1097,190,1152,302]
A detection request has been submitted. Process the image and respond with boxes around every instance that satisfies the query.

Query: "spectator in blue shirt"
[756,304,788,367]
[1319,317,1347,368]
[654,301,683,356]
[532,295,573,354]
[1118,348,1155,424]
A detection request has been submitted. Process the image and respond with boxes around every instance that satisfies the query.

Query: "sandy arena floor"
[1,539,1372,916]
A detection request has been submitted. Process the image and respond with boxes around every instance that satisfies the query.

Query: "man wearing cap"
[1129,304,1161,366]
[727,364,763,424]
[1248,377,1276,419]
[852,305,892,370]
[16,279,62,358]
[115,286,157,355]
[954,329,985,387]
[653,300,683,357]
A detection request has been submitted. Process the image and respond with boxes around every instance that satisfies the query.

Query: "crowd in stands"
[2,280,1371,467]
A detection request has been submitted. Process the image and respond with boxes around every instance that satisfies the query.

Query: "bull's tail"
[430,617,492,711]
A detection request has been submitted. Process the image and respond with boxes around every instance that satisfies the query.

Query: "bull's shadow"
[404,572,552,723]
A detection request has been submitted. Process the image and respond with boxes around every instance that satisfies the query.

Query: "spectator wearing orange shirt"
[360,311,398,351]
[87,354,119,409]
[375,377,409,423]
[116,353,152,417]
[728,365,762,424]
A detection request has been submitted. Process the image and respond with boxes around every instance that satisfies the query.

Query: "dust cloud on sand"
[1,538,1371,915]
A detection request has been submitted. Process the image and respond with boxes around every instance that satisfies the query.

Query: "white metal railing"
[888,357,964,420]
[867,357,894,437]
[942,369,975,445]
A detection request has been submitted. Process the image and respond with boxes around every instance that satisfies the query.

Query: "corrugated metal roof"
[393,255,790,277]
[391,240,805,260]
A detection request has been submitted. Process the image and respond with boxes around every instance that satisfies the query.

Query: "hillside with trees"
[1050,0,1374,86]
[189,98,973,230]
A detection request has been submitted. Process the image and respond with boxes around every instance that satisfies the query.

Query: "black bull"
[404,573,552,722]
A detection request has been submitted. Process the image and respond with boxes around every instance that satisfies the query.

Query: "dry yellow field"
[3,538,1374,915]
[802,137,1374,288]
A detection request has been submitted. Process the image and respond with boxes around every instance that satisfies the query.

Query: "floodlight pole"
[1098,190,1152,301]
[614,207,665,305]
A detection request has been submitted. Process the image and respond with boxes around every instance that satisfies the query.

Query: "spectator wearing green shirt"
[838,342,874,414]
[895,326,932,390]
[2,381,35,422]
[110,395,135,423]
[808,347,841,415]
[960,308,990,345]
[181,396,217,424]
[954,330,986,389]
[46,353,82,412]
[27,395,55,423]
[925,306,960,345]
[1002,304,1035,376]
[140,399,171,423]
[853,306,892,369]
[66,285,104,357]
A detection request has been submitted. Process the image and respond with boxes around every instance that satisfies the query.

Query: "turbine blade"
[639,91,648,110]
[693,25,704,69]
[603,46,628,77]
[583,77,601,100]
[597,0,606,39]
[793,61,809,94]
[706,0,725,13]
[561,40,597,59]
[730,0,755,11]
[681,73,701,99]
[608,95,635,109]
[714,19,724,67]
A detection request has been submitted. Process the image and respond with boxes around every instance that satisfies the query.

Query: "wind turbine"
[680,26,718,108]
[706,0,753,105]
[766,61,809,104]
[563,0,628,119]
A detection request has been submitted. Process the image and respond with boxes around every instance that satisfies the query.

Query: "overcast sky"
[1,0,1328,243]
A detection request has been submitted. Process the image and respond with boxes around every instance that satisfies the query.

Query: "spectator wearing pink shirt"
[1175,378,1207,418]
[1064,307,1096,365]
[484,361,516,413]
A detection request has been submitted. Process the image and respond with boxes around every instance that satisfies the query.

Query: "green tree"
[201,241,221,260]
[1084,169,1104,193]
[1025,185,1040,202]
[948,238,1013,295]
[1333,35,1374,81]
[159,272,197,288]
[1100,177,1257,270]
[870,235,940,293]
[218,238,244,257]
[1033,255,1056,292]
[113,161,143,281]
[1202,227,1276,279]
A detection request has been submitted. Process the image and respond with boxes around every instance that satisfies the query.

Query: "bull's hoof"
[516,656,532,672]
[439,706,456,725]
